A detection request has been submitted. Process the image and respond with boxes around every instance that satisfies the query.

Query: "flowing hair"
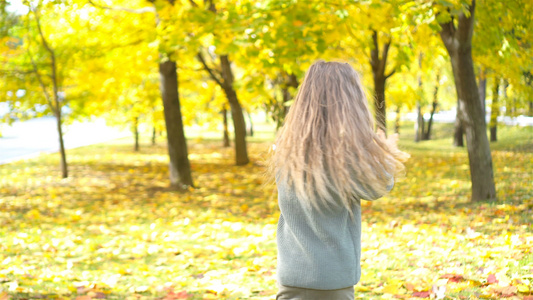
[269,60,409,211]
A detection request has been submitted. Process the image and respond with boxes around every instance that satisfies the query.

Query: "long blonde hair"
[270,60,408,210]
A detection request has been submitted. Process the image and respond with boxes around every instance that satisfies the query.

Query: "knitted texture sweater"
[276,177,393,290]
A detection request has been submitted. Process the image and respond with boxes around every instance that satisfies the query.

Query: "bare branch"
[30,5,53,56]
[30,4,61,113]
[24,5,55,113]
[88,0,156,14]
[0,69,35,75]
[205,0,216,12]
[27,46,56,114]
[197,52,223,87]
[385,69,395,79]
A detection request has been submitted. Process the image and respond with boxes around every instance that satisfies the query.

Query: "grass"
[0,121,531,299]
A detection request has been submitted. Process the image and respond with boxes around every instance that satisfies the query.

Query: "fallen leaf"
[487,274,498,284]
[491,285,518,297]
[164,290,191,299]
[441,274,465,283]
[412,291,430,298]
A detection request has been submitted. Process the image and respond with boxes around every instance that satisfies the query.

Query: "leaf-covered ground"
[0,124,532,299]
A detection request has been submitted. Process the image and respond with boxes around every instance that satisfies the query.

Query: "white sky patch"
[6,0,29,15]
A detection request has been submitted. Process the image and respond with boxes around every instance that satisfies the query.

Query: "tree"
[242,0,344,129]
[151,0,195,187]
[473,0,532,122]
[411,46,449,142]
[89,0,194,188]
[197,51,249,165]
[11,1,73,178]
[193,0,249,165]
[159,58,194,187]
[343,0,411,133]
[439,0,496,201]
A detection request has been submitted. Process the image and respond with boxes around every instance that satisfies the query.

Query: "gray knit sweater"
[276,177,393,290]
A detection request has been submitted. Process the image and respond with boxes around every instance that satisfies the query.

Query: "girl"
[270,60,408,300]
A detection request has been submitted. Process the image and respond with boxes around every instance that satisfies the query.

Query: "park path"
[0,117,129,165]
[2,111,530,165]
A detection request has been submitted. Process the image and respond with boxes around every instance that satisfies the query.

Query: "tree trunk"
[222,107,230,147]
[159,60,193,188]
[453,102,465,147]
[370,31,394,133]
[394,106,400,134]
[133,116,140,151]
[282,73,299,117]
[478,67,487,121]
[220,55,249,165]
[55,109,68,178]
[423,77,439,141]
[423,97,438,141]
[502,79,509,118]
[49,52,67,179]
[277,72,299,128]
[415,53,423,142]
[490,77,500,142]
[439,0,496,202]
[152,126,156,145]
[529,101,533,116]
[31,7,68,178]
[247,110,254,137]
[373,76,387,132]
[415,101,423,142]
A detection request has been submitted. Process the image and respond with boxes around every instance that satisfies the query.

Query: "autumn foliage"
[1,0,533,299]
[0,124,532,299]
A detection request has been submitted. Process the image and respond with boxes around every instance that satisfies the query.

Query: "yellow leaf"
[517,284,530,293]
[25,209,41,220]
[355,285,370,292]
[383,279,403,294]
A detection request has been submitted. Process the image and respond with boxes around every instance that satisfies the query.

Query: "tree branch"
[27,46,56,114]
[30,4,61,114]
[370,30,379,71]
[439,14,457,52]
[456,0,476,44]
[0,69,35,75]
[31,5,53,56]
[197,52,223,87]
[88,0,156,14]
[206,0,216,12]
[188,0,199,7]
[343,23,370,61]
[385,69,395,79]
[380,38,391,75]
